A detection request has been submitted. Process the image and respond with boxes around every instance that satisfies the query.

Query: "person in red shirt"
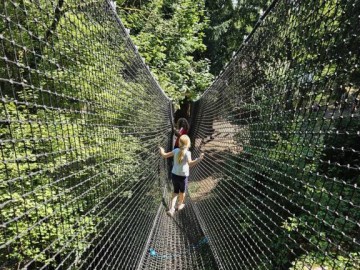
[173,118,189,149]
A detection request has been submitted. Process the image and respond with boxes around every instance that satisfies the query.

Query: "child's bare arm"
[188,153,204,167]
[173,127,181,137]
[159,147,174,159]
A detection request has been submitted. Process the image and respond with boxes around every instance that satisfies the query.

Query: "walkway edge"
[192,202,225,270]
[136,201,163,270]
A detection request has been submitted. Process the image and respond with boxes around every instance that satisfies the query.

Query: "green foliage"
[0,0,150,268]
[218,0,360,268]
[290,252,360,270]
[118,0,214,105]
[0,102,96,266]
[203,0,272,75]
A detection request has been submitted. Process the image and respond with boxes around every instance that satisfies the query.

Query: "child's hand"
[200,153,205,160]
[159,147,164,153]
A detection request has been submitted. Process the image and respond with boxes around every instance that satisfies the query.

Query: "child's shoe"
[177,204,185,211]
[167,208,175,217]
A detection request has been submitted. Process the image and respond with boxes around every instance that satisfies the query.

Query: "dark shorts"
[171,173,188,193]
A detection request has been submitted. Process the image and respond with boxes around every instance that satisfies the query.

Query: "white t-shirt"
[171,148,191,177]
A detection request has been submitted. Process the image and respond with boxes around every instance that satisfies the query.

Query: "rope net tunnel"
[0,0,359,270]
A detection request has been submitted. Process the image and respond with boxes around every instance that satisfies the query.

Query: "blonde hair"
[178,135,191,163]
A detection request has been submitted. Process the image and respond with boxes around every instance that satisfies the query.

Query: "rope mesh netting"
[189,0,359,269]
[140,196,217,270]
[0,0,173,269]
[0,0,359,270]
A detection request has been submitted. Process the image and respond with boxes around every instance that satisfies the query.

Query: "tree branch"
[44,0,65,42]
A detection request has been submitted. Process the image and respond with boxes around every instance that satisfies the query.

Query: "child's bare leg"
[177,192,186,210]
[167,193,178,217]
[178,192,185,205]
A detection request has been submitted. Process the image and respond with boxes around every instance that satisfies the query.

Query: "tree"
[0,1,150,268]
[118,0,214,106]
[203,0,271,75]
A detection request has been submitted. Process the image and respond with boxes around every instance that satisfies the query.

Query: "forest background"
[118,0,271,114]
